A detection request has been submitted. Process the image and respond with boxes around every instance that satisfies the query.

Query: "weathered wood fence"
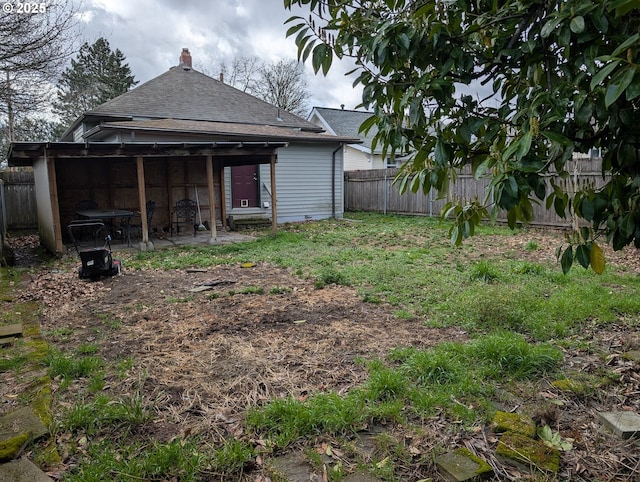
[0,155,608,236]
[0,169,38,232]
[344,155,607,228]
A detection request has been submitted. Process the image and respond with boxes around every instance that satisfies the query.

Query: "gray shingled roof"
[86,65,321,130]
[312,107,379,152]
[88,118,356,143]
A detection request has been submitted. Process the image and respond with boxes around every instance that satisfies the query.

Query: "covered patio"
[8,141,286,255]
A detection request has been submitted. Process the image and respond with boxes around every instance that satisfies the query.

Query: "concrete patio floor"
[68,229,258,255]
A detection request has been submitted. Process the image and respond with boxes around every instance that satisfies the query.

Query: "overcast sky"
[72,0,363,116]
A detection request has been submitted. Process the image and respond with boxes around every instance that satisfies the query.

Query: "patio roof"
[7,140,289,167]
[82,118,361,144]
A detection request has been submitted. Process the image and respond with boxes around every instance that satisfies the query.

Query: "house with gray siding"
[9,49,358,254]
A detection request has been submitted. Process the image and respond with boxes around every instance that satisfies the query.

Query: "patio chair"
[171,198,198,237]
[74,200,100,241]
[126,200,156,241]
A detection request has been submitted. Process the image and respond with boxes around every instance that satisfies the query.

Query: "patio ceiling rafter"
[8,141,288,165]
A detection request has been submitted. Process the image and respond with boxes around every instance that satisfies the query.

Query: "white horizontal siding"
[344,146,372,171]
[370,154,387,170]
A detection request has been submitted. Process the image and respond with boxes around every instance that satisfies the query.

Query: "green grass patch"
[469,260,501,283]
[95,312,123,330]
[247,333,562,447]
[315,266,351,289]
[525,239,540,251]
[165,295,194,303]
[0,350,29,373]
[62,393,150,434]
[238,285,265,295]
[64,438,207,481]
[64,435,254,481]
[76,343,100,355]
[42,326,75,341]
[46,349,103,380]
[270,286,292,294]
[468,331,563,379]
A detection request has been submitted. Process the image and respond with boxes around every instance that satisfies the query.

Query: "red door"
[231,165,259,208]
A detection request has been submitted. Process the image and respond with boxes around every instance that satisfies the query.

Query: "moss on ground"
[496,432,560,473]
[491,411,536,437]
[0,268,59,467]
[0,433,29,462]
[552,378,592,396]
[454,447,493,477]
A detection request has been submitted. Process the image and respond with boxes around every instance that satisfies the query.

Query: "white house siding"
[260,143,344,223]
[343,145,372,171]
[370,154,388,170]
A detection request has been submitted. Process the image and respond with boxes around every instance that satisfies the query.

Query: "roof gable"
[310,107,379,152]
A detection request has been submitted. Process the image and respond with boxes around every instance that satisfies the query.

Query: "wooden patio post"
[136,156,150,246]
[206,154,217,241]
[46,152,64,254]
[220,164,227,229]
[270,153,277,234]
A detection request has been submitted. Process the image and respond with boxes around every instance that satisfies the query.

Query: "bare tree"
[218,56,262,93]
[0,1,77,140]
[213,57,310,117]
[253,59,310,117]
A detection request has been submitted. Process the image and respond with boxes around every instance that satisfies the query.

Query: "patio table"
[76,209,135,246]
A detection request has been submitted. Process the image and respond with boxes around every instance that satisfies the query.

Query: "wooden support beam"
[46,152,64,255]
[206,155,217,241]
[136,156,149,244]
[220,163,227,229]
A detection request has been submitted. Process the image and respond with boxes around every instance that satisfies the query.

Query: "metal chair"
[171,198,197,237]
[74,200,99,241]
[127,201,156,241]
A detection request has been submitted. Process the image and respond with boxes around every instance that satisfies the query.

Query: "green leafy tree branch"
[285,0,640,273]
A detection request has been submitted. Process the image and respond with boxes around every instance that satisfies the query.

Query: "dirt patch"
[30,264,465,426]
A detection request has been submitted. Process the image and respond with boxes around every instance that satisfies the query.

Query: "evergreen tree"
[53,38,138,128]
[1,116,64,167]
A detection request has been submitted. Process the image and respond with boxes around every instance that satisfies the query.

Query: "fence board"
[0,169,38,230]
[344,155,608,228]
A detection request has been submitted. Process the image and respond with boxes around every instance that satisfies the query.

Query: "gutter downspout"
[332,144,343,219]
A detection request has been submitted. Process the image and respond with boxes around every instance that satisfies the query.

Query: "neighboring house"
[8,49,358,255]
[308,107,397,171]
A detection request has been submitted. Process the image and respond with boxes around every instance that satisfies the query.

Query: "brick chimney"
[179,48,192,69]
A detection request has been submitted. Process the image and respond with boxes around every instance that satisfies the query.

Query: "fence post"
[383,170,388,215]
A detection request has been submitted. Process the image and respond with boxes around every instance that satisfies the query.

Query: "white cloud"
[71,0,362,112]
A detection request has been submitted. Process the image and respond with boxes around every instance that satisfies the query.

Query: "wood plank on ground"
[0,323,23,338]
